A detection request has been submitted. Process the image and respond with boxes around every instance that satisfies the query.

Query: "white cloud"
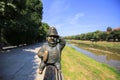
[68,13,85,24]
[75,13,85,20]
[48,0,69,17]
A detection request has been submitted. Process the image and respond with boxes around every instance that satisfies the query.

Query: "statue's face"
[47,36,58,46]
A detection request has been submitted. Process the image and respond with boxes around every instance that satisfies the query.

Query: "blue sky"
[42,0,120,36]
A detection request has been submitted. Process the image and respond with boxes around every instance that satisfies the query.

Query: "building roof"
[112,27,120,31]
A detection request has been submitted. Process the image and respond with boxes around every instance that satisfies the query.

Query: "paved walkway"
[0,43,45,80]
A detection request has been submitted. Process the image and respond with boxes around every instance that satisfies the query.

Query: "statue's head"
[47,27,59,46]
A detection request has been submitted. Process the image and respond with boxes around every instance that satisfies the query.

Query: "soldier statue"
[37,27,66,74]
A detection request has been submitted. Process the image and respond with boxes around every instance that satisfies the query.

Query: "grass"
[61,46,120,80]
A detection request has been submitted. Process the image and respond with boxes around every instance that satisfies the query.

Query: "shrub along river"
[67,44,120,72]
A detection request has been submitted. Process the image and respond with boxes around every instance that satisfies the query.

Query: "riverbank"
[61,46,120,80]
[68,40,120,54]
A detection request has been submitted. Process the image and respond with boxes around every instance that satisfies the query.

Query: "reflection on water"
[88,49,120,61]
[67,44,120,72]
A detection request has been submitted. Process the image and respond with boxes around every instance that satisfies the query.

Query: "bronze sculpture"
[37,27,66,74]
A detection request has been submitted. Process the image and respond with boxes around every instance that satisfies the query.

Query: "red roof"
[112,27,120,31]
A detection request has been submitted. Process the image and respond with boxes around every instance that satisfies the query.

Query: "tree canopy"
[0,0,49,46]
[65,28,120,42]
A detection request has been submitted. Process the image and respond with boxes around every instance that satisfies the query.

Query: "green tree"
[2,0,43,45]
[0,0,17,43]
[79,33,86,40]
[37,22,49,42]
[99,31,107,41]
[85,32,93,40]
[110,30,120,41]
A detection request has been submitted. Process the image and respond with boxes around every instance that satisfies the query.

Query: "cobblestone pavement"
[0,43,45,80]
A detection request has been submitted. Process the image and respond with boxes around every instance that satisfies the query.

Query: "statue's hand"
[43,50,49,62]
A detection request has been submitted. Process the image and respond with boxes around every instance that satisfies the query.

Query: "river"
[67,44,120,72]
